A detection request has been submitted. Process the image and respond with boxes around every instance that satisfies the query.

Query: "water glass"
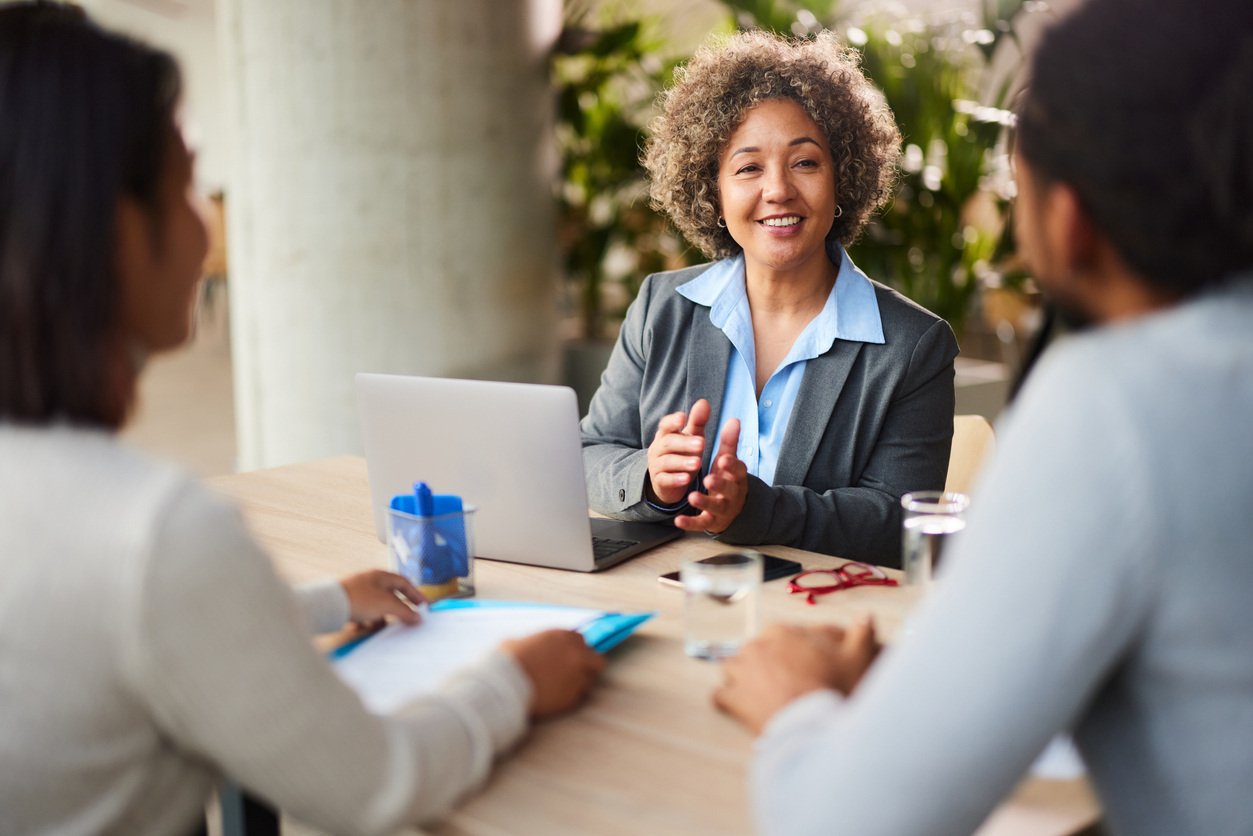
[901,491,969,586]
[681,551,761,660]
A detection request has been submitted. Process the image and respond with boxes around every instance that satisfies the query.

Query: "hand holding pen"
[340,569,425,627]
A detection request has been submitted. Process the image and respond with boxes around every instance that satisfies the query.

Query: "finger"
[374,575,424,624]
[654,452,703,476]
[371,594,420,625]
[653,411,688,442]
[673,511,716,532]
[701,472,733,497]
[383,573,426,608]
[652,472,696,493]
[817,624,848,642]
[684,398,711,437]
[690,486,732,519]
[715,417,741,458]
[845,616,878,657]
[721,452,748,478]
[711,683,734,715]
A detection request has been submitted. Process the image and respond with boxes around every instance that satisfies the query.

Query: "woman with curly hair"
[581,30,958,565]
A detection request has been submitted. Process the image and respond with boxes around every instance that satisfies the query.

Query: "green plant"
[553,3,697,341]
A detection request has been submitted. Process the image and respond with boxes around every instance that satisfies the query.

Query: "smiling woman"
[580,30,958,565]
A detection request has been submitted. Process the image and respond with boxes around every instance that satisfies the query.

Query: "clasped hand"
[646,398,748,534]
[713,619,881,735]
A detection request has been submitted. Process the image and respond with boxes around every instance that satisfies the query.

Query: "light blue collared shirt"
[676,243,885,486]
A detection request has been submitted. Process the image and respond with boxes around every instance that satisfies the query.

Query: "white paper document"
[331,604,601,714]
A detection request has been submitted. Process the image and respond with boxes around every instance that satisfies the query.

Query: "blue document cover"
[428,599,654,653]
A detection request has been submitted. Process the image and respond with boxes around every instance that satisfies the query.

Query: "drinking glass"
[900,491,969,586]
[681,551,761,659]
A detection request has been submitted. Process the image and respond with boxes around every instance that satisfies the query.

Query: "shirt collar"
[676,242,885,346]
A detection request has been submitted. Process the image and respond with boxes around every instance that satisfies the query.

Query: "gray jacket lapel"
[774,342,864,486]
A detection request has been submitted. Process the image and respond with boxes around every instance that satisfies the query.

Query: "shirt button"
[763,399,773,408]
[618,489,626,502]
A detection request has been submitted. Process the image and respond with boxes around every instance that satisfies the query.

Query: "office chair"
[946,414,996,496]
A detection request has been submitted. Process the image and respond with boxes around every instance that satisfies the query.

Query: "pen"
[329,601,429,661]
[414,481,449,585]
[328,624,383,660]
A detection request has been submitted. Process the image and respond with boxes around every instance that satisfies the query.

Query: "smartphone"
[658,554,803,588]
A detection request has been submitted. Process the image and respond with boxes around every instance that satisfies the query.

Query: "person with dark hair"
[712,0,1253,833]
[0,5,602,834]
[581,30,958,565]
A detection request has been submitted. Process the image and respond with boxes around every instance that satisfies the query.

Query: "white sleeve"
[752,347,1160,836]
[122,485,530,836]
[293,579,351,634]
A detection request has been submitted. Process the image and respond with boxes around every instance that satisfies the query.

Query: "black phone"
[658,554,803,588]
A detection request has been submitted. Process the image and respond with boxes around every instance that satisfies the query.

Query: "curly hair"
[643,29,900,260]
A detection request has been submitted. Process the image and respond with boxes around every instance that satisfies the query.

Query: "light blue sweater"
[754,276,1253,835]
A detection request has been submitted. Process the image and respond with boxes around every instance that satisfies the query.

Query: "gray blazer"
[580,263,958,565]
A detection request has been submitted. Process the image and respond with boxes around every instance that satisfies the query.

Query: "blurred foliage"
[553,2,695,340]
[554,0,1041,338]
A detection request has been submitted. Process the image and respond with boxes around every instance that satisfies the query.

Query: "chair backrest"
[946,414,996,495]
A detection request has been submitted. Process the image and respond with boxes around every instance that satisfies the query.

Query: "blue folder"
[430,599,655,653]
[330,600,654,659]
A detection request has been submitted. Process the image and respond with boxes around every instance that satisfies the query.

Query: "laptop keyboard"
[592,536,638,563]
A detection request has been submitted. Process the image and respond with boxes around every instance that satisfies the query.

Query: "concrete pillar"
[219,0,562,470]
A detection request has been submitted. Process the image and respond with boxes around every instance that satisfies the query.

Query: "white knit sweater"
[0,427,530,836]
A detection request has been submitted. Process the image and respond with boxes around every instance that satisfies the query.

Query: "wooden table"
[208,456,1099,836]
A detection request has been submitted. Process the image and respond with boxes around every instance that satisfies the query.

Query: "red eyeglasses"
[787,562,899,605]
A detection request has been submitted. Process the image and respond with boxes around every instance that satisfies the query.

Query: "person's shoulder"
[58,428,237,541]
[627,262,719,326]
[0,424,190,498]
[868,279,949,333]
[863,280,958,360]
[640,262,717,296]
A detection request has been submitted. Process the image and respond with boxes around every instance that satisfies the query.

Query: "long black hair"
[0,2,182,428]
[1015,0,1253,300]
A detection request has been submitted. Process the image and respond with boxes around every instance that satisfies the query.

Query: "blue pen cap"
[388,486,474,600]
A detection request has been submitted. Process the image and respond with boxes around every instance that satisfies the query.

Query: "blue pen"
[328,625,383,660]
[330,599,430,661]
[414,481,435,518]
[413,481,450,584]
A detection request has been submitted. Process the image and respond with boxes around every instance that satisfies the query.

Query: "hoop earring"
[834,205,843,219]
[716,217,726,228]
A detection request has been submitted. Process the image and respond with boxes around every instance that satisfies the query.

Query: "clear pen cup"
[900,491,969,586]
[681,551,761,660]
[388,506,476,602]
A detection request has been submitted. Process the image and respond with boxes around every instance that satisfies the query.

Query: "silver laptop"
[356,373,681,572]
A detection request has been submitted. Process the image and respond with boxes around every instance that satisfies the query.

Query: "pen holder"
[388,506,476,602]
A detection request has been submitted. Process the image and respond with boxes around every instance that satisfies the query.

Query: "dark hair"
[643,29,900,260]
[1015,0,1253,298]
[0,2,181,428]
